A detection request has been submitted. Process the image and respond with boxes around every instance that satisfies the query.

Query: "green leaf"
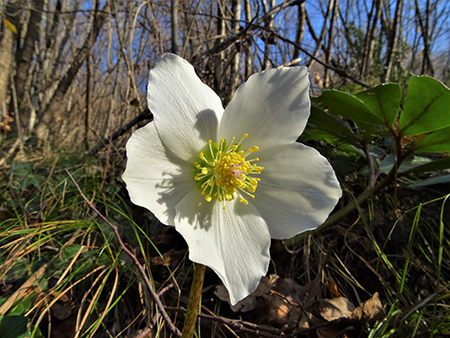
[61,244,87,261]
[9,295,35,316]
[355,83,401,127]
[413,126,450,153]
[399,75,450,136]
[300,128,361,156]
[308,106,358,140]
[330,155,366,175]
[409,174,450,188]
[356,121,376,142]
[379,154,433,173]
[316,90,384,125]
[0,315,28,338]
[402,156,450,174]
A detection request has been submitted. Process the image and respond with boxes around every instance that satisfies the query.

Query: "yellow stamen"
[193,133,264,209]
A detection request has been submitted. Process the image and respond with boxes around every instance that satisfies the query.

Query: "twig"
[0,137,22,166]
[88,108,153,155]
[262,27,371,88]
[166,306,284,337]
[165,306,347,338]
[130,283,176,338]
[188,2,371,88]
[65,169,181,337]
[277,57,302,69]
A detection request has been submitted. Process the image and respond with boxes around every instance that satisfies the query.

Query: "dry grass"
[0,144,449,338]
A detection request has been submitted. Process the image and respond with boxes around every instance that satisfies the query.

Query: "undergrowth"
[0,144,449,338]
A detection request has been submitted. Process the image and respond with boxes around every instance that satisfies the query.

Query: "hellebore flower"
[122,54,342,305]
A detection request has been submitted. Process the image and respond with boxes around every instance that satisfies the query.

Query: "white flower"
[122,54,342,305]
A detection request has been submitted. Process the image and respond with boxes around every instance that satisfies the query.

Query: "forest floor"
[0,142,449,338]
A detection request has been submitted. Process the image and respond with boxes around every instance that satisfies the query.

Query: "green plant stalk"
[182,263,206,338]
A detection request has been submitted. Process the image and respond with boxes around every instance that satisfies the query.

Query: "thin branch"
[187,4,370,88]
[65,170,181,337]
[88,108,153,155]
[260,25,371,88]
[165,306,347,338]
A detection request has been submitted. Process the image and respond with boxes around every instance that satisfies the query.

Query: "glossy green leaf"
[300,129,361,156]
[403,156,450,174]
[331,156,366,176]
[408,174,450,188]
[413,126,450,153]
[379,154,433,173]
[300,128,344,145]
[9,295,35,316]
[357,121,376,142]
[317,90,384,125]
[308,106,357,140]
[0,315,28,338]
[355,83,401,127]
[399,75,450,136]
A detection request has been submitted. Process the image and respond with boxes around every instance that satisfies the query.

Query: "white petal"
[218,66,310,158]
[251,142,341,239]
[148,54,224,161]
[174,190,271,305]
[122,122,194,225]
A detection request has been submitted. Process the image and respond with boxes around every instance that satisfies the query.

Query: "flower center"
[194,134,264,210]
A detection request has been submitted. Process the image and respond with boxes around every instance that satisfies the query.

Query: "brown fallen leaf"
[350,292,385,323]
[327,276,342,298]
[298,277,322,308]
[215,274,279,312]
[150,248,185,267]
[51,301,74,320]
[215,284,261,312]
[319,297,356,321]
[215,275,322,330]
[311,292,384,324]
[311,292,385,338]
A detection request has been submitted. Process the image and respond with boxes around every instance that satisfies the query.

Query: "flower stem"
[181,263,206,338]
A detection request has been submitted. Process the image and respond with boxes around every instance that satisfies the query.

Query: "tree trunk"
[171,0,179,54]
[305,0,335,69]
[12,0,45,133]
[419,0,433,75]
[35,2,110,141]
[361,0,382,78]
[229,0,241,95]
[324,0,338,88]
[293,1,306,60]
[244,0,252,79]
[0,1,21,117]
[84,57,92,150]
[383,0,403,81]
[261,0,275,70]
[182,0,200,58]
[214,0,226,96]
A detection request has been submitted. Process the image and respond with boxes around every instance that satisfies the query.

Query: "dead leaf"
[327,277,342,298]
[214,274,279,312]
[215,284,262,312]
[150,248,185,267]
[51,301,73,320]
[216,275,314,329]
[319,297,356,321]
[317,326,353,338]
[350,292,385,323]
[297,277,321,308]
[312,293,384,338]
